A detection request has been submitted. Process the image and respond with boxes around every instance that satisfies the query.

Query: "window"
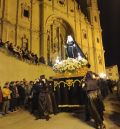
[70,9,74,12]
[94,16,97,22]
[84,33,87,39]
[24,9,29,18]
[97,38,99,43]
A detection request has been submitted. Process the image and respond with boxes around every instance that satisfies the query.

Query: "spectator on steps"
[2,82,11,115]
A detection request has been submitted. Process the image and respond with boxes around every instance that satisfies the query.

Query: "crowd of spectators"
[0,73,119,123]
[0,76,58,120]
[0,39,46,65]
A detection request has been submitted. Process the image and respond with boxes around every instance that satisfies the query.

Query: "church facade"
[0,0,105,74]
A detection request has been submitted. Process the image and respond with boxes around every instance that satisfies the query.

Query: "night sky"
[76,0,120,70]
[97,0,120,70]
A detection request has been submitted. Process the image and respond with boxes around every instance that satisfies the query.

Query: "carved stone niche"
[98,55,102,65]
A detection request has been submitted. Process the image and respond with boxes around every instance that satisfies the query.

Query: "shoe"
[96,124,106,129]
[46,115,50,121]
[2,113,5,116]
[35,117,40,120]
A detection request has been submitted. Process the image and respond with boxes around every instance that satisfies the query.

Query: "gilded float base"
[54,67,88,78]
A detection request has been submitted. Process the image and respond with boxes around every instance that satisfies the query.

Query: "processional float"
[52,35,90,107]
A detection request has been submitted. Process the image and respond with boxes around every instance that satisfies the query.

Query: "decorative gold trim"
[58,105,85,107]
[53,77,85,90]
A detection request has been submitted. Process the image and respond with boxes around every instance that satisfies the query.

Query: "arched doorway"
[46,17,74,66]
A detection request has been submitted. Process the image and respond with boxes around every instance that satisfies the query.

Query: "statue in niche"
[60,34,64,59]
[53,36,58,53]
[47,35,50,63]
[98,55,102,65]
[52,26,59,53]
[85,52,88,60]
[22,34,28,50]
[65,35,87,59]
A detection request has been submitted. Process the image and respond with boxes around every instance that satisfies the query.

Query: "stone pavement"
[0,94,120,129]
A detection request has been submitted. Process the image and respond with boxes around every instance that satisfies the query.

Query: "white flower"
[53,58,88,73]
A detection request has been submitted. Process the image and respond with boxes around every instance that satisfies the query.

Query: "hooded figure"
[65,35,87,59]
[36,76,53,120]
[84,71,106,129]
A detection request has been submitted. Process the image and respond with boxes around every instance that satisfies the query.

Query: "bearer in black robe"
[84,71,106,129]
[48,77,58,114]
[30,81,40,114]
[36,75,53,120]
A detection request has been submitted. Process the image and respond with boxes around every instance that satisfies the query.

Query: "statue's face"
[67,35,74,45]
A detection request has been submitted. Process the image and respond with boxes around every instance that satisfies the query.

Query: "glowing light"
[92,74,96,79]
[67,35,74,43]
[55,56,60,64]
[78,53,82,60]
[99,73,106,78]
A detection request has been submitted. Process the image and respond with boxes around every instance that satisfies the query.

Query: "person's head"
[49,76,53,80]
[67,35,74,45]
[40,75,45,80]
[85,71,93,80]
[40,75,46,83]
[4,82,9,88]
[67,35,73,42]
[30,81,34,85]
[23,78,26,82]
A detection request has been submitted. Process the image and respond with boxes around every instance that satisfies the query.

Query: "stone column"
[92,26,98,73]
[30,0,33,51]
[1,0,5,39]
[15,0,19,45]
[39,0,44,57]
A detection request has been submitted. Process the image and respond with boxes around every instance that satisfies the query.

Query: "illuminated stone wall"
[106,65,119,81]
[0,49,55,86]
[0,0,106,74]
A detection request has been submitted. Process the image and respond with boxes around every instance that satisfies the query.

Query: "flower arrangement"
[53,58,88,74]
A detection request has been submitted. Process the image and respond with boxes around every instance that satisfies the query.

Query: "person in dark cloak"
[30,80,40,114]
[84,71,106,129]
[17,81,26,108]
[36,75,53,120]
[48,77,58,114]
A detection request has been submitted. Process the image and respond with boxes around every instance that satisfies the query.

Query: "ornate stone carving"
[98,55,102,65]
[21,34,28,49]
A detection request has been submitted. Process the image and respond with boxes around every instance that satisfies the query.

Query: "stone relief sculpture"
[98,55,102,65]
